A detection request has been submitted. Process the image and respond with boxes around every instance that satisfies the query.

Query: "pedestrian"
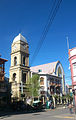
[51,102,54,109]
[69,103,72,114]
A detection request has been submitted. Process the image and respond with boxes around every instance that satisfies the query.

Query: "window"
[40,86,44,91]
[23,56,25,66]
[13,73,16,81]
[14,57,17,66]
[73,63,76,76]
[72,63,76,82]
[58,67,62,77]
[0,64,2,67]
[38,69,42,72]
[1,84,5,89]
[22,73,26,83]
[0,64,3,72]
[0,67,2,72]
[40,77,44,85]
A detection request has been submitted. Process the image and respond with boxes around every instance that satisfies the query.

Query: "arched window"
[40,77,44,85]
[22,73,26,83]
[13,73,16,81]
[14,57,17,66]
[23,56,25,66]
[58,67,62,77]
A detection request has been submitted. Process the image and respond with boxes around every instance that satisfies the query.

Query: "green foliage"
[27,74,40,97]
[53,94,59,99]
[62,95,66,100]
[61,94,73,104]
[66,93,73,101]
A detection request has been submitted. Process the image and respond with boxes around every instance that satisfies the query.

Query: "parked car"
[33,100,43,111]
[11,101,26,111]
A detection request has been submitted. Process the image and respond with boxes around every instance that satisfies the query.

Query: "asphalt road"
[0,107,76,120]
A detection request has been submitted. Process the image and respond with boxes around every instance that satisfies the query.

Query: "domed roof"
[13,33,27,43]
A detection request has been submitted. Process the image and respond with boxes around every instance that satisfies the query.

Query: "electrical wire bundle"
[30,0,63,66]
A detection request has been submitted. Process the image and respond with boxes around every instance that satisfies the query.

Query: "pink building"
[69,47,76,107]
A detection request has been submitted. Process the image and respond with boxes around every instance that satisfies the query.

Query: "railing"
[0,88,7,92]
[19,83,30,92]
[50,82,61,88]
[50,91,54,94]
[50,82,55,86]
[0,71,4,75]
[0,76,4,81]
[55,83,61,87]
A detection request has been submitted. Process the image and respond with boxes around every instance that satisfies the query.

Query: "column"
[54,78,56,94]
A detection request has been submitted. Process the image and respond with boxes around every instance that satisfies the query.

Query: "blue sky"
[0,0,76,85]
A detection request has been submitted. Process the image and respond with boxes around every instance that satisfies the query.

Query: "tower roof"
[13,33,27,43]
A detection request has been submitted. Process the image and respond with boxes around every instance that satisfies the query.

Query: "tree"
[53,94,59,105]
[66,93,73,104]
[27,74,40,98]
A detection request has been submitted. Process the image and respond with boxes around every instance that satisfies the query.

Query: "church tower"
[9,33,30,101]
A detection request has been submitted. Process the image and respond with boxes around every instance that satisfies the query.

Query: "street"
[0,107,76,120]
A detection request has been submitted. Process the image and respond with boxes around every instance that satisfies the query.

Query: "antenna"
[66,36,69,51]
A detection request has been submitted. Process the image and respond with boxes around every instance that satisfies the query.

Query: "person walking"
[69,103,72,114]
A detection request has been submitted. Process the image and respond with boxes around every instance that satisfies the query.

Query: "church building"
[31,61,65,101]
[9,33,30,101]
[9,33,65,103]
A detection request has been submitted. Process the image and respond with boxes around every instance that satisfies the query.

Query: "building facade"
[69,47,76,88]
[0,58,7,81]
[31,61,65,100]
[0,57,10,106]
[9,33,30,101]
[9,34,65,103]
[69,47,76,107]
[66,84,72,95]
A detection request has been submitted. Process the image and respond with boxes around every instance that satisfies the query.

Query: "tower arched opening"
[14,57,17,66]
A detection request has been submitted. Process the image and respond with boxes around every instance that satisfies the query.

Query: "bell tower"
[9,33,30,101]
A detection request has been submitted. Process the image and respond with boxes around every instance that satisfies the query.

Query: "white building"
[9,33,65,103]
[31,61,65,100]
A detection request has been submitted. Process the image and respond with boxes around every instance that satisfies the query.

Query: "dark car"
[11,101,26,111]
[33,100,43,111]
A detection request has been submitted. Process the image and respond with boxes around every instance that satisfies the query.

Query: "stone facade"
[9,34,30,101]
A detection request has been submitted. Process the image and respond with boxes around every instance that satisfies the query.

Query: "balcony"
[40,91,45,94]
[50,82,55,86]
[0,71,4,75]
[0,88,7,92]
[0,76,4,81]
[19,83,29,92]
[55,83,61,87]
[50,91,54,95]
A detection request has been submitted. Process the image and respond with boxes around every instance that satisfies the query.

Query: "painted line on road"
[54,115,74,119]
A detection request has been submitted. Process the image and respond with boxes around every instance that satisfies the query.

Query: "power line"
[30,0,61,65]
[30,0,63,66]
